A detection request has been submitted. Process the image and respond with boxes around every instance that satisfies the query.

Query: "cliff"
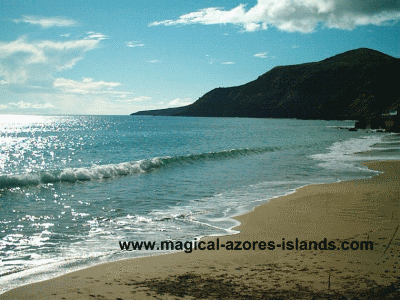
[131,48,400,120]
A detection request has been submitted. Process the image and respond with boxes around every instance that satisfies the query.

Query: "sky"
[0,0,399,115]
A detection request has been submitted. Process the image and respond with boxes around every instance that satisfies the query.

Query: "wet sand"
[1,160,399,299]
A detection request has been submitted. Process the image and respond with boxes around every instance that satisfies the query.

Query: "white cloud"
[127,41,145,48]
[148,60,160,63]
[117,96,151,103]
[0,36,101,84]
[0,87,152,115]
[60,33,71,38]
[254,51,268,58]
[53,77,121,94]
[2,101,54,109]
[150,5,247,27]
[150,0,400,33]
[168,98,193,107]
[222,61,235,64]
[13,16,78,28]
[85,32,108,40]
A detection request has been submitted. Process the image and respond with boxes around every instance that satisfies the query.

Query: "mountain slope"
[131,48,400,119]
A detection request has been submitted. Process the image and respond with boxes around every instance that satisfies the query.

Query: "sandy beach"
[1,160,399,299]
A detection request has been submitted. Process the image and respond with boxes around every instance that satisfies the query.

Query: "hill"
[131,48,400,120]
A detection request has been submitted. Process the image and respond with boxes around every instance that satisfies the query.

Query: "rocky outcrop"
[355,112,400,132]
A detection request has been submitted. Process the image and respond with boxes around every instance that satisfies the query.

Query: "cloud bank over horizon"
[150,0,400,33]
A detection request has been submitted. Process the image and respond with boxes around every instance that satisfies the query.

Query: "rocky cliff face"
[132,48,400,120]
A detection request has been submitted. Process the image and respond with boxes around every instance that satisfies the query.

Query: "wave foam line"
[0,146,277,189]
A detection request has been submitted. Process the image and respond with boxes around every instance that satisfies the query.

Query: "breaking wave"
[0,146,277,189]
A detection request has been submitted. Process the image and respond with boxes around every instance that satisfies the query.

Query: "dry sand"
[1,160,399,299]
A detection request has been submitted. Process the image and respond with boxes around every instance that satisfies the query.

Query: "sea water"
[1,115,399,293]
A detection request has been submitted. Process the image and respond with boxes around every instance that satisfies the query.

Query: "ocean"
[1,115,399,294]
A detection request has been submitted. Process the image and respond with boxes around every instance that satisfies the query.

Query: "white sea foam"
[310,135,391,170]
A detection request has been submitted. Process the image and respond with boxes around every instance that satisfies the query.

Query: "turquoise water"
[0,115,399,293]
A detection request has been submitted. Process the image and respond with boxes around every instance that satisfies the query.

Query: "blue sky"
[0,0,399,115]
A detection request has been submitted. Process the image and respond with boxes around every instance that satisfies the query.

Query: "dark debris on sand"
[128,272,400,300]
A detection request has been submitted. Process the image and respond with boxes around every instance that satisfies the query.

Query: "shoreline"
[1,160,399,299]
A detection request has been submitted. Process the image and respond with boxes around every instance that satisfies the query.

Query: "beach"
[2,1,400,298]
[1,160,399,299]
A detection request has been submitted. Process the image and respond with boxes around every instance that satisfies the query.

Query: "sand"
[1,160,399,299]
